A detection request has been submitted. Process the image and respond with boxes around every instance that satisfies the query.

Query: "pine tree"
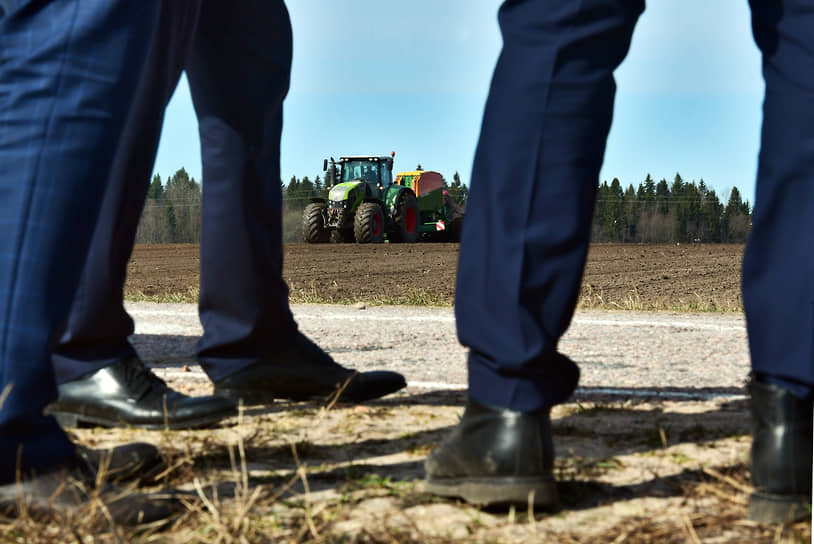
[448,171,468,206]
[700,186,724,242]
[624,184,637,242]
[147,174,164,200]
[643,174,656,201]
[163,168,201,243]
[655,178,670,214]
[165,199,177,242]
[300,176,314,200]
[723,186,751,242]
[286,176,300,209]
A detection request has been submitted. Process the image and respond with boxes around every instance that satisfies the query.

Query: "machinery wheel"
[330,229,354,243]
[354,202,385,243]
[390,191,419,243]
[302,203,329,243]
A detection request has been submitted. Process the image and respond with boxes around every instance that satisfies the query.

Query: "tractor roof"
[338,156,392,162]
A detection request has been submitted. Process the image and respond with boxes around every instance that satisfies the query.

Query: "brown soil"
[581,243,744,311]
[125,242,744,310]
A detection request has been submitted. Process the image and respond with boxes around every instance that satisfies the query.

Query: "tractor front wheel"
[354,202,385,243]
[391,191,419,243]
[302,203,329,243]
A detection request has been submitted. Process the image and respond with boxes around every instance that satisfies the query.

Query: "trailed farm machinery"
[394,170,463,242]
[302,153,463,244]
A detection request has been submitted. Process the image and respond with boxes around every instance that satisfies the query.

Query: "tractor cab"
[325,155,394,200]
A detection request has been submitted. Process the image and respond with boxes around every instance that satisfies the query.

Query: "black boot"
[75,442,164,484]
[748,376,813,523]
[0,445,181,525]
[212,332,406,404]
[424,398,558,508]
[47,357,237,429]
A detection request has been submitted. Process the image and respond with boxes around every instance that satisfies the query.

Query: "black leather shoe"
[748,376,813,523]
[75,442,164,484]
[46,357,237,429]
[0,447,181,525]
[425,398,558,508]
[212,332,406,404]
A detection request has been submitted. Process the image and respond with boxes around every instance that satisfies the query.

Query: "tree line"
[136,168,202,244]
[592,173,751,243]
[135,168,751,244]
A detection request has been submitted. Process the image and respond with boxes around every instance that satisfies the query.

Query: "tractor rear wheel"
[391,191,419,243]
[354,202,385,243]
[302,203,329,243]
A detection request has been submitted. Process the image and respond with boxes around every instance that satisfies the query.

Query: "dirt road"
[130,303,749,399]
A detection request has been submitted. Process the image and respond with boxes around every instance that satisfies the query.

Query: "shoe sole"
[214,381,406,405]
[213,387,391,405]
[213,387,280,405]
[749,492,811,524]
[214,387,353,404]
[425,476,559,509]
[49,409,236,431]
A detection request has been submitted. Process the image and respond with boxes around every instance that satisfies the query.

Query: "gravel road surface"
[128,302,749,400]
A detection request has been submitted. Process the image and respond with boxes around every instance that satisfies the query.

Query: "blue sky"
[153,1,764,204]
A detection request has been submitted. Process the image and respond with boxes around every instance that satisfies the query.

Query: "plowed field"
[125,243,745,310]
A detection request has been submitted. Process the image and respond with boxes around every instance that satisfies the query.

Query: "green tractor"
[302,153,420,244]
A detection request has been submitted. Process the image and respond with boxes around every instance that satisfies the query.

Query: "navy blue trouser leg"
[188,0,298,381]
[51,0,297,385]
[0,1,159,481]
[50,1,202,385]
[456,0,643,412]
[743,0,814,391]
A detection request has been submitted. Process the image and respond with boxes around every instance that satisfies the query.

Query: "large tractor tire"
[330,229,354,243]
[354,202,385,244]
[390,191,419,243]
[302,203,329,243]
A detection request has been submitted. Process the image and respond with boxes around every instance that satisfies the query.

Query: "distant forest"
[135,169,751,244]
[591,173,751,244]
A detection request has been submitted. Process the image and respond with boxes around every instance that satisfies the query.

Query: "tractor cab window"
[341,160,381,185]
[362,164,378,183]
[341,162,362,182]
[379,164,392,186]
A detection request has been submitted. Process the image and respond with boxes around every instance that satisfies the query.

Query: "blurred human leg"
[188,0,405,404]
[743,0,814,523]
[427,0,642,507]
[0,0,160,482]
[47,0,236,430]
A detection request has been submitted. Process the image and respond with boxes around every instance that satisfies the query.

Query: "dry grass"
[287,286,452,308]
[126,287,200,304]
[577,284,743,313]
[125,283,742,313]
[3,394,810,543]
